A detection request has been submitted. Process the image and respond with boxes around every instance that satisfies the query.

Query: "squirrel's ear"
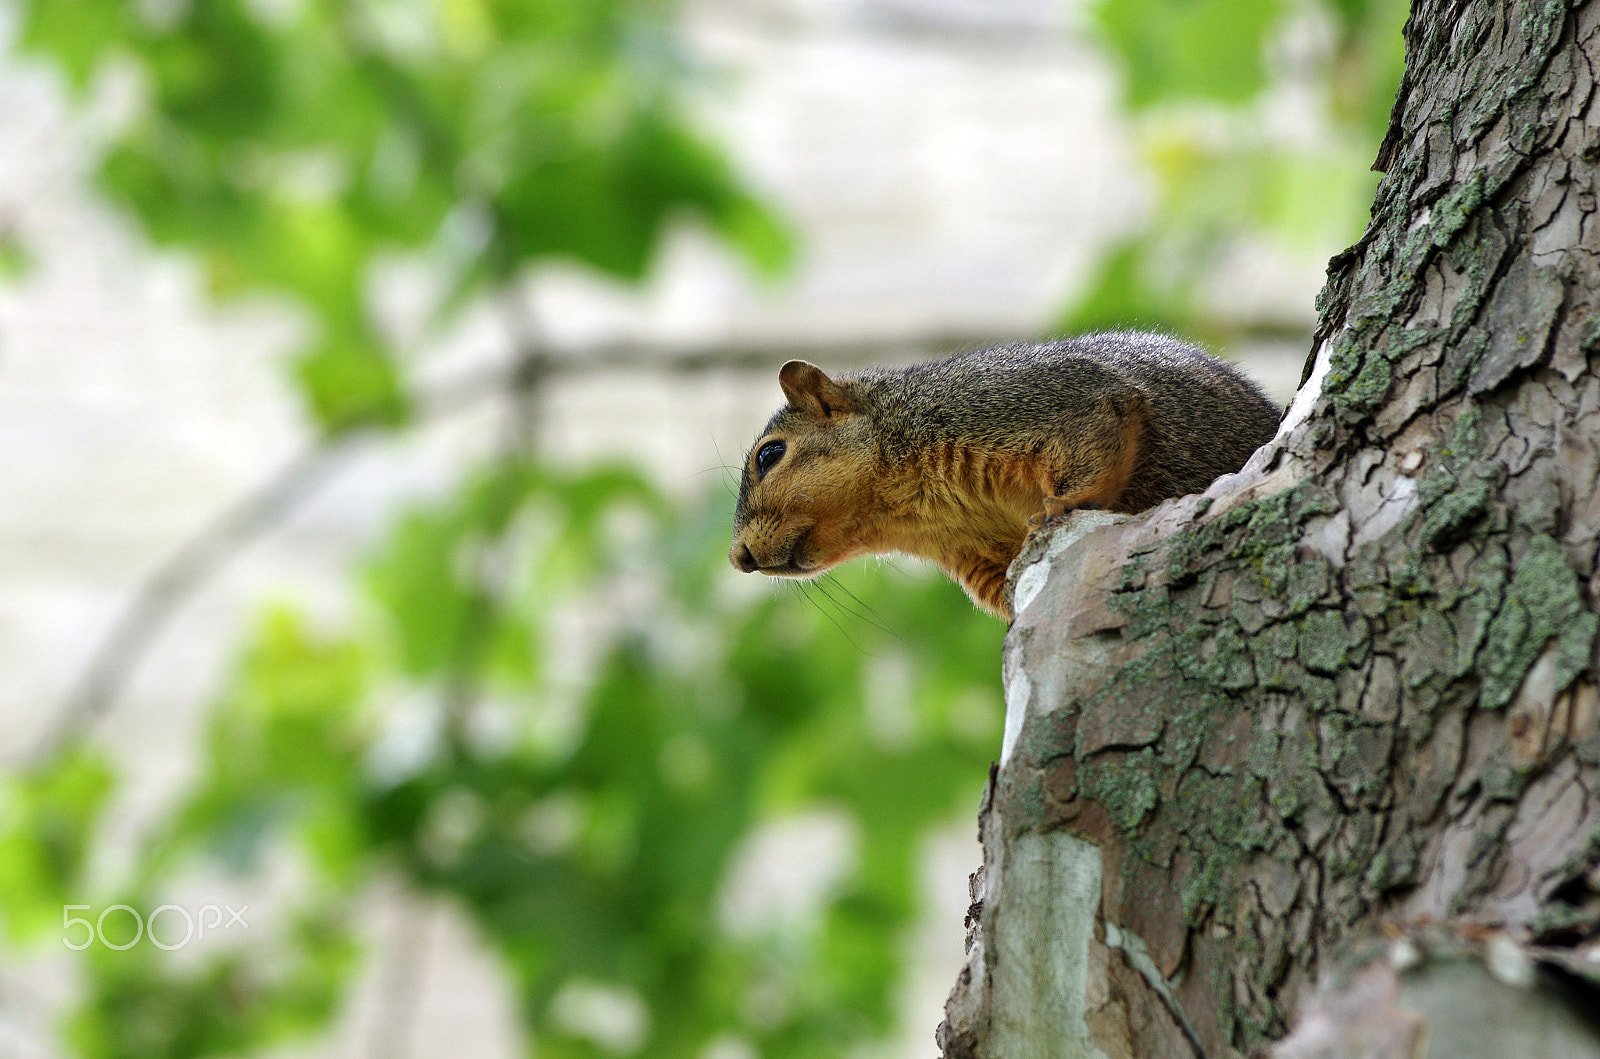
[778,360,855,418]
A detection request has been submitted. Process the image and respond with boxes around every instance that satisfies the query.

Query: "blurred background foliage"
[0,0,1402,1055]
[1068,0,1407,339]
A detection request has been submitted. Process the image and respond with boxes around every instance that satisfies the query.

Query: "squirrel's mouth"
[755,559,812,576]
[731,529,817,576]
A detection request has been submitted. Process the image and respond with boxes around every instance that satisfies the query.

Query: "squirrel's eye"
[755,440,786,480]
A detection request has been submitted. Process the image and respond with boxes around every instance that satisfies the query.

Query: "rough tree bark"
[938,1,1600,1056]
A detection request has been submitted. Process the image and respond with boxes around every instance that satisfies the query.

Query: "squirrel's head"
[730,360,880,579]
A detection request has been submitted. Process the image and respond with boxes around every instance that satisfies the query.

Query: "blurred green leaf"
[1096,0,1285,109]
[1259,149,1380,254]
[153,606,371,883]
[292,330,409,431]
[494,111,793,281]
[0,747,114,942]
[67,906,357,1059]
[16,0,131,91]
[0,228,32,281]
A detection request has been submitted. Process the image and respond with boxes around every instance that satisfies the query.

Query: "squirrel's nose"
[731,543,758,572]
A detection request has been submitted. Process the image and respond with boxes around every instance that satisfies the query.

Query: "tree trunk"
[938,1,1600,1055]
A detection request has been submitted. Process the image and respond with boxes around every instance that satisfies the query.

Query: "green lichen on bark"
[1078,749,1160,833]
[1324,332,1394,417]
[1400,604,1474,689]
[1479,534,1599,707]
[1419,477,1494,549]
[1172,769,1277,921]
[1163,488,1339,620]
[1300,609,1360,675]
[1250,718,1327,824]
[1183,622,1257,690]
[1415,407,1498,549]
[1429,170,1489,252]
[1319,169,1497,423]
[1362,826,1425,892]
[1578,313,1600,352]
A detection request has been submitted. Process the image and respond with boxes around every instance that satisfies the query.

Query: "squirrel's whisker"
[809,575,904,644]
[789,580,868,653]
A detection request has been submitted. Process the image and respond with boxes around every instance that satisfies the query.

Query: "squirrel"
[728,331,1282,620]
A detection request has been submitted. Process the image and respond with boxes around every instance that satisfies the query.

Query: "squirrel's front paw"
[1027,496,1100,531]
